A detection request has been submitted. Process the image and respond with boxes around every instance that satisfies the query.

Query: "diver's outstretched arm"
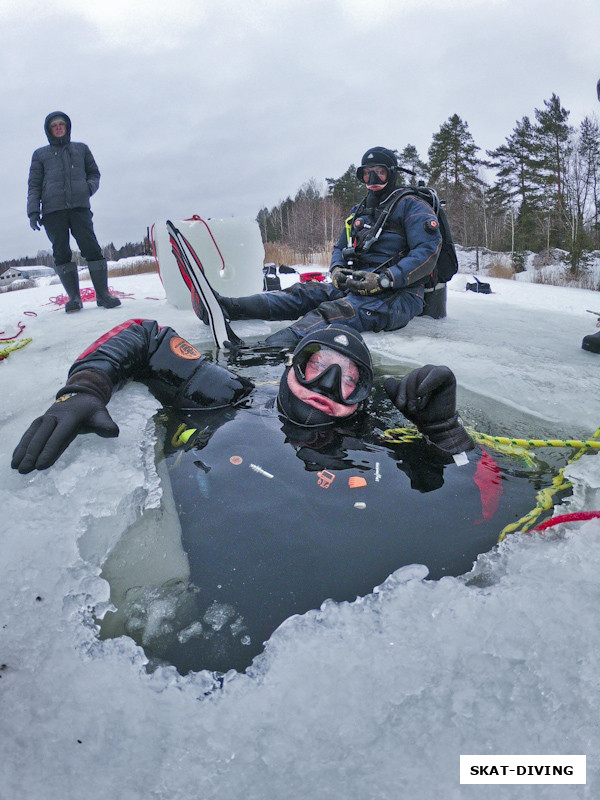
[11,369,118,474]
[12,319,254,473]
[384,365,474,455]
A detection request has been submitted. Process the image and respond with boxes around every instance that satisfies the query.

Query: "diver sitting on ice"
[190,146,447,349]
[12,322,549,675]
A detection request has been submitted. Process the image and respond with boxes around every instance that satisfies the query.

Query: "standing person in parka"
[192,146,442,348]
[27,112,121,313]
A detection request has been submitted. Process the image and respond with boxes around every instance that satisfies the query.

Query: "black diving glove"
[345,270,390,296]
[384,365,474,455]
[330,267,354,290]
[11,369,119,474]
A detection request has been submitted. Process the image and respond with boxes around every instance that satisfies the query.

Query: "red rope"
[534,511,600,532]
[0,321,26,341]
[47,287,133,307]
[185,215,227,274]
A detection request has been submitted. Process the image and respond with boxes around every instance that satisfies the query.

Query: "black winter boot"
[55,262,83,313]
[193,292,271,325]
[220,294,271,320]
[87,260,121,308]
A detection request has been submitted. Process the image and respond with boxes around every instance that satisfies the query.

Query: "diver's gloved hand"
[384,365,474,454]
[11,370,118,474]
[330,267,353,290]
[345,270,388,296]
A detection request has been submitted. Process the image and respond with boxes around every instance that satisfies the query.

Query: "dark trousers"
[253,281,425,336]
[42,208,103,267]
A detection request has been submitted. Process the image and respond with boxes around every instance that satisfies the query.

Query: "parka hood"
[44,111,71,145]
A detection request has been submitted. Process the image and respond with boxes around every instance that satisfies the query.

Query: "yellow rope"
[0,337,32,360]
[497,472,573,541]
[497,426,600,541]
[380,426,422,444]
[169,421,599,539]
[381,425,600,542]
[473,432,600,451]
[382,426,600,453]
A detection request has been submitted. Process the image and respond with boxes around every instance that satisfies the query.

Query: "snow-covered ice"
[1,266,599,799]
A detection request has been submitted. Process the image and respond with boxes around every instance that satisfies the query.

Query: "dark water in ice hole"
[97,348,585,676]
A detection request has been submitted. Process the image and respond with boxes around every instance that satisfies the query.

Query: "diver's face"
[286,349,359,418]
[361,165,388,191]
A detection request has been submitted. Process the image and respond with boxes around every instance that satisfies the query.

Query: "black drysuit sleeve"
[68,318,254,410]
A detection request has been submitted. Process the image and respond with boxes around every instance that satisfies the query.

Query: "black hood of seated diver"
[277,325,374,428]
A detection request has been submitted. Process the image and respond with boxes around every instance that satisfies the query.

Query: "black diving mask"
[356,165,389,186]
[292,344,372,406]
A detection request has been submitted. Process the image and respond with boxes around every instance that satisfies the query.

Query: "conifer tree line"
[257,94,600,273]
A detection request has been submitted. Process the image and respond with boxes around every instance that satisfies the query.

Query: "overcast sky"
[3,0,599,261]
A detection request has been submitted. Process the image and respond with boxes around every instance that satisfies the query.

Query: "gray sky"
[3,0,599,261]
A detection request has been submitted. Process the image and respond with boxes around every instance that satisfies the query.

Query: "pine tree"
[534,94,573,247]
[427,114,484,245]
[486,116,545,251]
[577,116,600,245]
[397,145,428,184]
[428,114,482,193]
[326,165,365,211]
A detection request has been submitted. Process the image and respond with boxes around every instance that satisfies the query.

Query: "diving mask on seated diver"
[356,165,389,188]
[277,326,374,427]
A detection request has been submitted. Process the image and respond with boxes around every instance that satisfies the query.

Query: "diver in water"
[12,322,543,674]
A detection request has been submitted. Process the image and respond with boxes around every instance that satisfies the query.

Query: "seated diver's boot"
[194,292,272,325]
[219,294,271,320]
[87,259,121,308]
[220,295,301,348]
[54,262,83,313]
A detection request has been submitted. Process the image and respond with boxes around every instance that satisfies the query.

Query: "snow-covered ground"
[455,244,600,292]
[1,266,599,799]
